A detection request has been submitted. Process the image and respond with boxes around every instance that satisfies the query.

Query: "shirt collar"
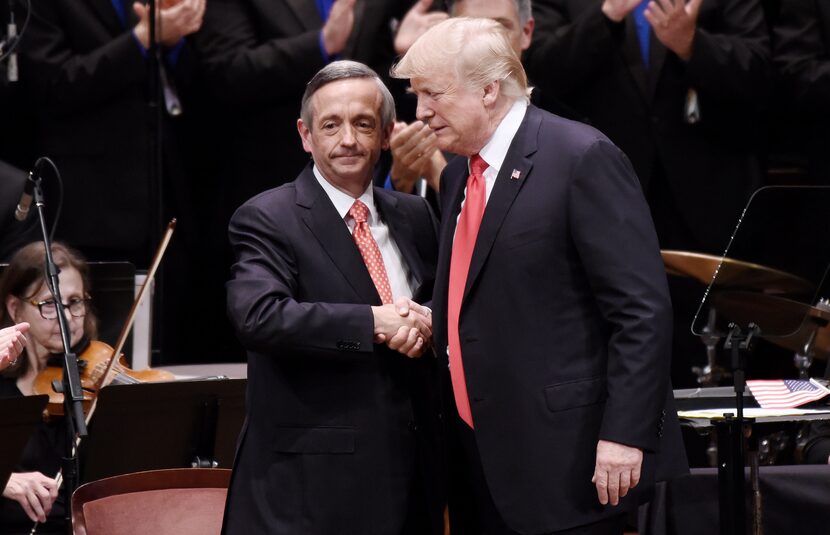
[313,165,377,223]
[474,99,528,173]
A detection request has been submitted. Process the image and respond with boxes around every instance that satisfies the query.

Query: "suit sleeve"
[21,1,148,116]
[683,0,770,111]
[193,0,325,106]
[774,0,830,116]
[568,138,673,452]
[525,0,623,100]
[226,201,376,358]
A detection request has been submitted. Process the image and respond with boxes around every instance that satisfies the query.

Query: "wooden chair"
[72,468,231,535]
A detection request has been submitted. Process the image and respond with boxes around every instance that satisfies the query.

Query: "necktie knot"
[349,199,369,224]
[470,154,488,179]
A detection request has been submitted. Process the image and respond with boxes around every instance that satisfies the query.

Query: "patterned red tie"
[447,154,488,428]
[349,199,394,304]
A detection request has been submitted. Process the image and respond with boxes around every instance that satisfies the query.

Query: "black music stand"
[0,395,49,489]
[78,378,246,483]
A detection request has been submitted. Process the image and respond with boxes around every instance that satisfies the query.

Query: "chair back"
[72,468,231,535]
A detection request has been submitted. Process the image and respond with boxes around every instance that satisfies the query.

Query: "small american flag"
[511,169,521,180]
[746,379,830,409]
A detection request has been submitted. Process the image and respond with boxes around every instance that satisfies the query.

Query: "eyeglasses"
[26,297,90,320]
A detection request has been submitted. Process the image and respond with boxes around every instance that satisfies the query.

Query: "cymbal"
[713,291,830,358]
[661,250,814,296]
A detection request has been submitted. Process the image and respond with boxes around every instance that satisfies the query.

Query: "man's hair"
[446,0,533,26]
[300,60,396,129]
[390,17,531,103]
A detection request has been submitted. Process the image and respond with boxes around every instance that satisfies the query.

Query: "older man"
[223,61,443,534]
[393,18,684,535]
[388,0,536,195]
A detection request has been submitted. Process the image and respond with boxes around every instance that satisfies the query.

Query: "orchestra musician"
[0,241,97,534]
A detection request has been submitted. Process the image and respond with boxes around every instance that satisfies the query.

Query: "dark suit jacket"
[773,0,830,183]
[20,0,196,264]
[193,0,414,223]
[224,165,443,534]
[433,105,685,534]
[525,0,770,253]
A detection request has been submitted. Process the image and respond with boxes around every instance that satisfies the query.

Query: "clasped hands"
[372,297,432,358]
[133,0,206,49]
[602,0,702,61]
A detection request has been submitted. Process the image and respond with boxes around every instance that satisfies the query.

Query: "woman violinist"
[0,241,96,534]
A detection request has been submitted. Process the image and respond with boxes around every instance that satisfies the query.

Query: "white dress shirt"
[456,98,529,223]
[313,166,414,300]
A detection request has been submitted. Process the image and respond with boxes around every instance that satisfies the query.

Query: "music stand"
[0,395,49,489]
[78,378,246,483]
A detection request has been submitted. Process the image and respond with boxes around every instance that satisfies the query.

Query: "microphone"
[14,171,34,221]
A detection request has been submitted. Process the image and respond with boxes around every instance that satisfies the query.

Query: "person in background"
[0,241,98,534]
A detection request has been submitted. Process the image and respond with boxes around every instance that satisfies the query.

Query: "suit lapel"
[375,188,424,292]
[87,0,126,35]
[462,108,539,302]
[295,168,381,305]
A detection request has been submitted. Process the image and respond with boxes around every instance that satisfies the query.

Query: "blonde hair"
[391,17,531,102]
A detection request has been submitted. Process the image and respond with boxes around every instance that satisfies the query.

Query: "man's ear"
[297,119,313,154]
[520,17,535,52]
[381,121,394,151]
[482,79,501,107]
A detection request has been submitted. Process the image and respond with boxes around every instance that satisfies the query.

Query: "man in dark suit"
[393,18,685,535]
[224,61,443,534]
[20,0,215,364]
[524,0,770,389]
[21,0,204,266]
[524,0,769,254]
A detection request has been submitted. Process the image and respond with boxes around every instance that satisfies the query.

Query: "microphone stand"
[715,322,759,535]
[30,164,87,535]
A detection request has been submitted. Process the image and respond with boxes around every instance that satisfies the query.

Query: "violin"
[31,340,175,417]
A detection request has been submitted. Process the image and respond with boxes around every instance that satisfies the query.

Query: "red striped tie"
[447,155,488,428]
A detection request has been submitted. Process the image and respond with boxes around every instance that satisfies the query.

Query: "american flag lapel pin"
[511,169,521,180]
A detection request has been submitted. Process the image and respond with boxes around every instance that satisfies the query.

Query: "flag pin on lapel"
[511,169,521,180]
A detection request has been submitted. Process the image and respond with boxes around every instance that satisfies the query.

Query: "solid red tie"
[447,154,488,428]
[349,199,394,304]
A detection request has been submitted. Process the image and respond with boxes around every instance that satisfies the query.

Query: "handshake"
[371,298,433,358]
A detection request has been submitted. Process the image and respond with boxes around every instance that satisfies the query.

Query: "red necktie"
[447,155,488,428]
[349,199,394,305]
